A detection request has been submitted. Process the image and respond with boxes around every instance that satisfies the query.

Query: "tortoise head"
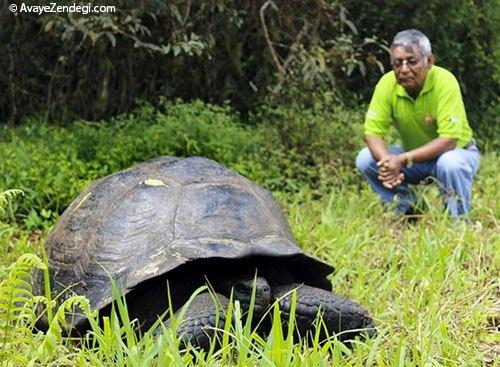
[217,275,271,318]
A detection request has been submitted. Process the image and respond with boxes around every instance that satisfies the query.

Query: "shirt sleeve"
[364,80,392,138]
[436,76,467,139]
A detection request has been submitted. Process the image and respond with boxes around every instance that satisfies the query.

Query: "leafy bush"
[0,100,366,227]
[2,0,497,139]
[0,100,257,225]
[256,91,365,192]
[1,0,372,122]
[0,253,46,365]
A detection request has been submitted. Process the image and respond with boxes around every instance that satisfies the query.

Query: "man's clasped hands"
[376,154,407,189]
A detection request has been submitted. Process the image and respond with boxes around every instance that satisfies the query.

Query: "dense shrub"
[1,0,370,122]
[2,0,497,139]
[0,100,365,227]
[0,100,257,226]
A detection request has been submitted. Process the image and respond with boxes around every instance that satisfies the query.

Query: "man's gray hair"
[390,29,432,57]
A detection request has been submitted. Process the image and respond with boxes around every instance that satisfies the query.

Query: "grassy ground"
[0,151,498,366]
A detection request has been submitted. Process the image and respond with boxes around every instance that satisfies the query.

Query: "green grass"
[0,117,498,365]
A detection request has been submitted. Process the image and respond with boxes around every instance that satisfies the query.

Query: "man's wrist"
[401,152,413,167]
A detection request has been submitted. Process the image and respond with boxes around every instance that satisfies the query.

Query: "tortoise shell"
[34,156,333,321]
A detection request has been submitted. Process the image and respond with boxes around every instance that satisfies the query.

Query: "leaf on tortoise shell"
[72,192,92,213]
[144,178,166,187]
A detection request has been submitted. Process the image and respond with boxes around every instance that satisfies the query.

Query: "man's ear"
[427,54,435,67]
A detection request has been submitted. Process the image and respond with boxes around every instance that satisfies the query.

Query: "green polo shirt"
[364,65,473,150]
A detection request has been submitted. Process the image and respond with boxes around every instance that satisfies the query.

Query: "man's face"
[391,44,433,96]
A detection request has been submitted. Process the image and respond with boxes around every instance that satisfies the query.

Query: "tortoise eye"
[234,283,251,295]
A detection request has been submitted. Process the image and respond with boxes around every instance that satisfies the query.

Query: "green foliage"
[0,190,35,279]
[0,190,23,218]
[35,296,92,364]
[1,98,496,229]
[256,91,365,191]
[0,102,498,364]
[1,171,498,364]
[0,100,256,224]
[0,253,45,365]
[1,0,497,140]
[0,100,365,226]
[0,255,360,366]
[1,0,378,122]
[0,189,23,245]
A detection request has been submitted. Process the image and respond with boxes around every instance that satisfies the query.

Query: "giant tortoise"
[34,156,375,348]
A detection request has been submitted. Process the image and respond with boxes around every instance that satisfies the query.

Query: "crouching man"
[356,29,480,219]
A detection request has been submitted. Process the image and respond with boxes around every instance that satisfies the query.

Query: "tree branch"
[259,1,286,78]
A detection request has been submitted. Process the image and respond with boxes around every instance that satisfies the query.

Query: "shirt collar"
[421,66,435,94]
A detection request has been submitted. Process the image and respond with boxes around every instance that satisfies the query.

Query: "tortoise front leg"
[272,284,376,342]
[174,292,229,350]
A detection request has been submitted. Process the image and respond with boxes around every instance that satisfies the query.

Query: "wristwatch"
[405,152,414,167]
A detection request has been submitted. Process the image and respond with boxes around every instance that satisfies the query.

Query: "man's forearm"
[402,137,457,165]
[365,136,457,166]
[365,136,390,161]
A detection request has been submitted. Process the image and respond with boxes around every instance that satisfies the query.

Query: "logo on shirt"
[424,114,436,125]
[447,116,460,123]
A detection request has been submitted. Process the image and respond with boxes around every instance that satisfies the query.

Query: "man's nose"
[400,60,411,71]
